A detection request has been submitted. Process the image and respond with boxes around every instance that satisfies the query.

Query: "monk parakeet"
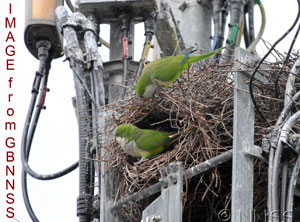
[114,124,178,160]
[136,47,224,99]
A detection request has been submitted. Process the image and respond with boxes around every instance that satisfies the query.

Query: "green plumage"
[114,124,178,159]
[136,47,224,99]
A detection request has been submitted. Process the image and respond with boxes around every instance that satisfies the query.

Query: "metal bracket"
[245,145,267,162]
[141,162,184,222]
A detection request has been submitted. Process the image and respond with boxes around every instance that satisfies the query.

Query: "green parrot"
[114,124,178,160]
[136,47,224,99]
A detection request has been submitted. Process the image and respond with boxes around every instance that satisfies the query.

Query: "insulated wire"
[267,91,300,222]
[275,21,300,99]
[247,1,266,52]
[65,0,75,12]
[272,110,300,219]
[280,159,289,221]
[21,48,79,180]
[243,13,250,48]
[249,0,300,125]
[248,0,255,43]
[22,172,39,222]
[237,14,244,47]
[286,152,300,222]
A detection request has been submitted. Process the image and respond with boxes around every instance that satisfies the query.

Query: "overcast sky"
[0,1,300,222]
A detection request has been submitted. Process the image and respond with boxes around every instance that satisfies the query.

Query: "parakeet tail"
[180,47,197,67]
[186,47,225,65]
[164,133,180,146]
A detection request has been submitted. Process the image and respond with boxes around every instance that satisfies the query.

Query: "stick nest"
[98,47,300,221]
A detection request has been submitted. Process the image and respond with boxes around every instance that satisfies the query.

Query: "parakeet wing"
[135,129,171,151]
[150,56,185,82]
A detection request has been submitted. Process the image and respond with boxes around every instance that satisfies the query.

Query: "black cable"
[249,0,300,125]
[275,21,300,99]
[65,0,75,12]
[22,171,39,222]
[22,41,79,221]
[243,12,250,48]
[21,41,79,180]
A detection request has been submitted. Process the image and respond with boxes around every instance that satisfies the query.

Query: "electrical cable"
[211,0,228,51]
[275,21,300,99]
[21,41,79,180]
[249,0,300,125]
[22,171,39,222]
[21,41,78,222]
[286,151,300,222]
[119,13,131,99]
[237,14,244,47]
[136,11,157,77]
[268,3,300,218]
[248,0,255,44]
[280,159,289,221]
[267,145,275,222]
[243,9,250,48]
[21,68,44,222]
[272,110,300,219]
[56,8,101,221]
[267,90,300,222]
[65,0,75,12]
[246,1,266,52]
[220,0,245,63]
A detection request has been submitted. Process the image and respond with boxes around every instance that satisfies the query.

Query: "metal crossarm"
[112,150,233,210]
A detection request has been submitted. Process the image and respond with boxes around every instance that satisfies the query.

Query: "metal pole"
[100,20,135,222]
[171,0,212,50]
[231,47,255,222]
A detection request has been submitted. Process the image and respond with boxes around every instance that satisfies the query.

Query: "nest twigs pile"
[98,48,300,221]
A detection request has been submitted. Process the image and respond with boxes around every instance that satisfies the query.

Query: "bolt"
[169,174,177,185]
[159,178,168,189]
[151,216,162,222]
[159,167,168,177]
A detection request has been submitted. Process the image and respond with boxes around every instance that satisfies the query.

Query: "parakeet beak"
[113,128,118,137]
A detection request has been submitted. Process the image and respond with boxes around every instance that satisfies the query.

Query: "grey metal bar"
[177,0,212,50]
[186,149,233,180]
[231,47,255,222]
[112,149,233,209]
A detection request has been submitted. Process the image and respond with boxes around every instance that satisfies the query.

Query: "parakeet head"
[114,124,136,139]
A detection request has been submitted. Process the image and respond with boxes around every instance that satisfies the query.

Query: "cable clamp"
[31,71,42,94]
[77,194,99,218]
[39,87,49,109]
[123,37,129,59]
[281,134,300,160]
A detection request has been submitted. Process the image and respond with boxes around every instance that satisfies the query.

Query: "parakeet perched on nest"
[136,47,224,99]
[114,124,178,160]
